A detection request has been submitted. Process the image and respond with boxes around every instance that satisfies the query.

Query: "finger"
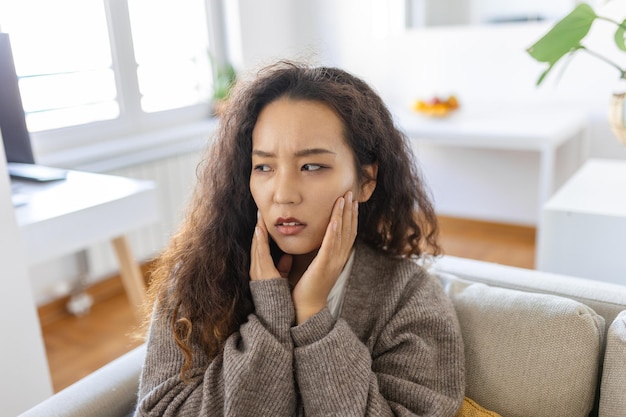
[256,209,265,231]
[250,211,280,280]
[327,195,345,250]
[322,193,355,267]
[254,213,270,262]
[250,225,262,279]
[250,213,259,268]
[250,211,261,262]
[347,191,358,243]
[340,191,354,249]
[351,200,359,241]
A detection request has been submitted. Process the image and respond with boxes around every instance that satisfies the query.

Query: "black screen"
[0,32,35,164]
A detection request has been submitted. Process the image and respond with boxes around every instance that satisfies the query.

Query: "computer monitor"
[0,32,35,164]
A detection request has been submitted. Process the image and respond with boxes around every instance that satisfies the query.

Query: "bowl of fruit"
[412,95,459,118]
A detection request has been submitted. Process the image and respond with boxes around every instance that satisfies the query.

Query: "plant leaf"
[213,63,237,100]
[536,63,554,86]
[615,19,626,51]
[527,3,597,84]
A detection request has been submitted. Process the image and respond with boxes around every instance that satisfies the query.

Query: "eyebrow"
[252,148,337,157]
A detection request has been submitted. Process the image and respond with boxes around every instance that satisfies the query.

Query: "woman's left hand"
[292,191,358,324]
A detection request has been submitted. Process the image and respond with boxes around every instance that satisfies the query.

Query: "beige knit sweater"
[134,243,465,416]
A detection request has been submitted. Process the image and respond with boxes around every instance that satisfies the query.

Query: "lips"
[275,217,306,236]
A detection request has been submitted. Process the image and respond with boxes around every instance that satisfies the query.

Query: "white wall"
[224,0,313,68]
[26,1,626,303]
[232,0,626,159]
[0,143,52,415]
[226,0,626,224]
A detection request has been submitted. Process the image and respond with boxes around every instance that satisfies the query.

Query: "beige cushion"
[440,274,605,417]
[599,310,626,417]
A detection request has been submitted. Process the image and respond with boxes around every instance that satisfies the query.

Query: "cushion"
[439,273,605,417]
[455,397,501,417]
[599,310,626,417]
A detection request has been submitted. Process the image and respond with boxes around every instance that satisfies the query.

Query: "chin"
[272,237,320,257]
[276,244,316,256]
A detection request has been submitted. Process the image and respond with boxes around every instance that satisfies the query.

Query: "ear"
[358,163,378,203]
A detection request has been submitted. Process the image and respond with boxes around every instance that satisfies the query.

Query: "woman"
[135,61,465,416]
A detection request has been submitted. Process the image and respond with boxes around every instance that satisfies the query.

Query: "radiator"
[86,152,201,280]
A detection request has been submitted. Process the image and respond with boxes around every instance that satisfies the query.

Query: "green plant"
[212,62,237,101]
[208,52,237,102]
[527,3,626,85]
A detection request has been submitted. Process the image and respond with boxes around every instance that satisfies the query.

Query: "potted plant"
[527,2,626,144]
[209,56,237,116]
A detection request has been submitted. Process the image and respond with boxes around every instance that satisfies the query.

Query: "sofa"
[19,255,626,417]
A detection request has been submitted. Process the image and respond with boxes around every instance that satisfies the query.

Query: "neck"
[288,251,317,287]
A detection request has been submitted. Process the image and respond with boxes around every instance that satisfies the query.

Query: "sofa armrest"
[19,344,146,417]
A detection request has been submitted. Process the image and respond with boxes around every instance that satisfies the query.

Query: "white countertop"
[393,105,588,150]
[544,158,626,218]
[12,170,157,265]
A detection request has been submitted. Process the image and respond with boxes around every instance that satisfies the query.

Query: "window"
[0,0,216,138]
[129,0,212,113]
[0,0,117,132]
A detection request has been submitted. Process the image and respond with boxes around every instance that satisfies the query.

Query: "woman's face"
[250,97,375,257]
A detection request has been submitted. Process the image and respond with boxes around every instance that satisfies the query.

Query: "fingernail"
[255,226,261,238]
[257,210,260,219]
[347,191,353,203]
[339,197,345,209]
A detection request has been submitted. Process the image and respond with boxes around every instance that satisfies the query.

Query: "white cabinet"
[536,159,626,285]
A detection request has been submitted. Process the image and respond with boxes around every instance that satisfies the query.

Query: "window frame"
[21,0,227,164]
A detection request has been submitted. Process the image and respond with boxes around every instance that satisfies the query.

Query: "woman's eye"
[254,165,271,172]
[302,164,323,171]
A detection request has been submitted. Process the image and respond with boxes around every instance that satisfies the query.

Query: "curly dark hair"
[147,61,440,378]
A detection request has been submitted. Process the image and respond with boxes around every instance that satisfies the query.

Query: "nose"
[273,170,302,205]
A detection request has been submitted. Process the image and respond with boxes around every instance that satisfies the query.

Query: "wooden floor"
[437,216,536,269]
[40,216,536,393]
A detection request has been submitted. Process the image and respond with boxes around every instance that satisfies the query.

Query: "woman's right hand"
[250,211,292,281]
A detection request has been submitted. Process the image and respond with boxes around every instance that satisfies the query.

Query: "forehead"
[252,98,351,153]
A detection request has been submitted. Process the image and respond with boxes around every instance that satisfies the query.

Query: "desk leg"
[538,146,555,220]
[111,236,146,317]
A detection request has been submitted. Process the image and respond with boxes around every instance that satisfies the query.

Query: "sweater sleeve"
[134,278,297,417]
[290,272,465,417]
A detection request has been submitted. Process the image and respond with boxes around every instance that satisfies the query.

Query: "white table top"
[544,159,626,218]
[12,170,158,265]
[393,105,588,150]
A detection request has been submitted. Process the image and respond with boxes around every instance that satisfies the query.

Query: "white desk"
[12,170,158,313]
[536,159,626,285]
[394,105,588,223]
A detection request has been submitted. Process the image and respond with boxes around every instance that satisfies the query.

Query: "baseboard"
[437,215,536,240]
[37,275,123,327]
[38,262,153,327]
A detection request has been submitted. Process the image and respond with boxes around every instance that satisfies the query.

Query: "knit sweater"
[134,243,465,416]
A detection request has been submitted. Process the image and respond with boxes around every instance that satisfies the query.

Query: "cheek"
[249,180,276,233]
[312,176,359,215]
[335,172,361,199]
[314,194,339,217]
[249,179,264,211]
